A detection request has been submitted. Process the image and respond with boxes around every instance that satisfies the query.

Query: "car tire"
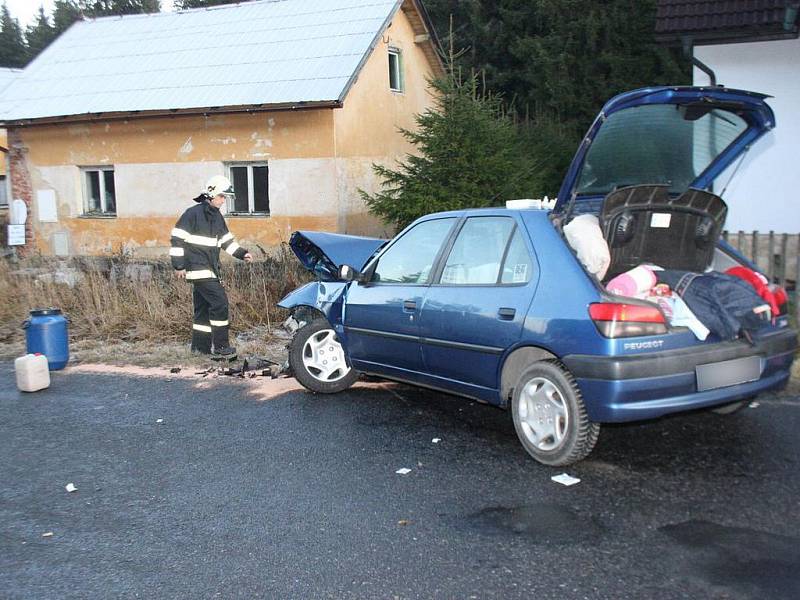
[709,399,751,415]
[289,318,358,394]
[511,361,600,466]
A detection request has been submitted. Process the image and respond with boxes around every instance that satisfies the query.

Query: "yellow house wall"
[20,110,339,255]
[15,3,439,256]
[333,7,437,237]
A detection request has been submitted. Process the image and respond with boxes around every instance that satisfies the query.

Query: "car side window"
[500,228,533,284]
[440,217,515,285]
[372,218,456,284]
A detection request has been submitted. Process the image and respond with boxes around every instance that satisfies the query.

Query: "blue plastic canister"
[23,308,70,370]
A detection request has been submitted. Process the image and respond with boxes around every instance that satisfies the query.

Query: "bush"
[0,248,309,346]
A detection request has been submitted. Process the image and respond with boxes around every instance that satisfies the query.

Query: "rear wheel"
[511,361,600,466]
[289,319,358,394]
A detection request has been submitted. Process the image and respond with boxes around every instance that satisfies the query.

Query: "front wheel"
[288,319,358,394]
[511,361,600,466]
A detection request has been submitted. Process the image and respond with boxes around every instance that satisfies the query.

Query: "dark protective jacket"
[170,199,248,281]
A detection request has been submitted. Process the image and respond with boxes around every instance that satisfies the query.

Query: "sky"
[4,1,176,28]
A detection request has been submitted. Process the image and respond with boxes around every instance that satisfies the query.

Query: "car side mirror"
[338,264,359,282]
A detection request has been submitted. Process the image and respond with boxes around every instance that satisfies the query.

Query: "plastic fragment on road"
[42,532,53,538]
[551,473,581,486]
[65,483,77,493]
[749,401,760,408]
[395,468,412,475]
[432,438,441,444]
[156,419,163,423]
[397,519,410,526]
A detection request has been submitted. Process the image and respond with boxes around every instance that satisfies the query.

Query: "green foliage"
[0,3,27,68]
[424,0,690,194]
[361,70,546,231]
[25,6,56,60]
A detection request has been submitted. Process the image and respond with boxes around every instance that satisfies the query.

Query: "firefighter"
[169,175,253,360]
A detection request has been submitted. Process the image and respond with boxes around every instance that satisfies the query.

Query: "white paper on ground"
[65,483,77,493]
[432,438,441,443]
[395,468,412,475]
[551,473,581,486]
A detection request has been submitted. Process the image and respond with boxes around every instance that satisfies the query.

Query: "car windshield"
[575,103,748,195]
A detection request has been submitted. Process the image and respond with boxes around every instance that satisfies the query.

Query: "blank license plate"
[696,356,762,392]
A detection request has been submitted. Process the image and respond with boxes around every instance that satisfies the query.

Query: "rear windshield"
[575,103,748,195]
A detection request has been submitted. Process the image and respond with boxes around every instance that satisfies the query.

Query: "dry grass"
[0,247,309,363]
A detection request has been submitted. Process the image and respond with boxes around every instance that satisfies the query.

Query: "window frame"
[225,162,269,215]
[80,166,117,217]
[432,217,534,288]
[388,47,404,93]
[0,174,8,207]
[365,217,458,286]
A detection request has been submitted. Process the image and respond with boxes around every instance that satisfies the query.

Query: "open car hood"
[289,231,387,281]
[555,86,775,215]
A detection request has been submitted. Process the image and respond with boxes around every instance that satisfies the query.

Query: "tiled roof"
[0,0,437,123]
[656,0,799,41]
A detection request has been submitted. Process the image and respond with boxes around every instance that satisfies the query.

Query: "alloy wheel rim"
[517,377,569,451]
[302,329,350,382]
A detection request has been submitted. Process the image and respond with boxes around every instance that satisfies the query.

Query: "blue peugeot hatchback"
[278,86,798,466]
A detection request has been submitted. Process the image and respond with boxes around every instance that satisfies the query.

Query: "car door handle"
[498,307,516,320]
[403,299,417,311]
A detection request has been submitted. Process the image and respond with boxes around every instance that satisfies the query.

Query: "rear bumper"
[562,329,797,422]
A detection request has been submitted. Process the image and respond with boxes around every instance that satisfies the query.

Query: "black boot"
[211,346,238,362]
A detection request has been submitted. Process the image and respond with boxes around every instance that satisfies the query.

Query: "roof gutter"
[0,100,343,128]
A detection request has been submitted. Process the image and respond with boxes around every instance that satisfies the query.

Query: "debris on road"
[41,532,53,538]
[395,468,412,475]
[749,401,760,408]
[397,519,411,526]
[551,473,581,487]
[65,483,77,493]
[432,438,441,444]
[156,419,163,424]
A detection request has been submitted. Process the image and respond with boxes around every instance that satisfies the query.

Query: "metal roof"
[0,0,432,124]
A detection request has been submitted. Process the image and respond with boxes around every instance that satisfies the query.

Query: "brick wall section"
[8,128,34,255]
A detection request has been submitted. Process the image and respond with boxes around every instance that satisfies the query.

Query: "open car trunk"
[600,184,727,279]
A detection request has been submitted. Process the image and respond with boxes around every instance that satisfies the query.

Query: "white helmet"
[205,175,235,198]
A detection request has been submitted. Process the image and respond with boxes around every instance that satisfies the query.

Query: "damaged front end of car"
[278,230,386,328]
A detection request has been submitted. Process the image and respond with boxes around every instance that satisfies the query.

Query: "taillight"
[589,302,668,338]
[772,285,789,316]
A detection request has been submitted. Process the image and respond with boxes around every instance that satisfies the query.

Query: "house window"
[82,167,116,215]
[226,163,269,214]
[388,48,403,92]
[0,175,7,206]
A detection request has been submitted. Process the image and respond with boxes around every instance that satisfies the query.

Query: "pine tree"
[25,5,57,61]
[53,1,83,35]
[360,68,545,231]
[0,2,27,68]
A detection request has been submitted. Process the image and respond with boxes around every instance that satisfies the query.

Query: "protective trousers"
[191,280,230,353]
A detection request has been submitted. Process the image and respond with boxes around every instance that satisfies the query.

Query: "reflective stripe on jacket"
[170,201,248,281]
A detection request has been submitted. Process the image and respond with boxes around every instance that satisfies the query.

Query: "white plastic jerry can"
[15,353,51,392]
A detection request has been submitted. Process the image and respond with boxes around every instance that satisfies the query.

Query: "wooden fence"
[722,231,799,324]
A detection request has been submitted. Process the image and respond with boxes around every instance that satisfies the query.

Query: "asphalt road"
[2,363,799,600]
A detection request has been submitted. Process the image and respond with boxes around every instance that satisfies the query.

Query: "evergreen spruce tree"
[53,1,83,35]
[360,67,545,231]
[25,6,57,61]
[0,2,27,68]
